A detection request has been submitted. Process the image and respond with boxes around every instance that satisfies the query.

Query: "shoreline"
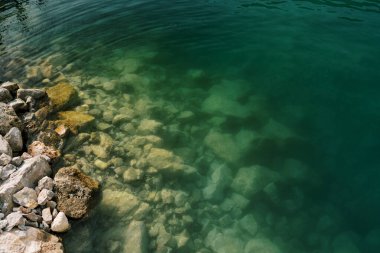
[0,78,98,252]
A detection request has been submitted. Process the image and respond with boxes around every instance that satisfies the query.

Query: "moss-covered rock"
[55,111,94,134]
[46,82,79,110]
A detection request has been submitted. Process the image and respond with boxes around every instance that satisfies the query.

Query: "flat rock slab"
[54,166,99,219]
[0,227,63,253]
[124,221,148,253]
[0,156,51,214]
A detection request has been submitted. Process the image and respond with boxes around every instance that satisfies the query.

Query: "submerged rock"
[46,82,79,110]
[244,238,281,253]
[54,166,99,219]
[0,156,51,214]
[231,165,279,197]
[0,226,63,253]
[56,111,94,133]
[101,189,140,216]
[124,221,148,253]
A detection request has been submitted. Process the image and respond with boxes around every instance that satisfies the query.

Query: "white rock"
[37,176,54,191]
[0,220,7,230]
[0,153,12,166]
[37,189,54,205]
[0,135,12,157]
[0,164,17,180]
[51,212,70,232]
[0,156,51,214]
[5,212,25,231]
[0,226,63,253]
[42,207,53,224]
[244,238,281,253]
[13,187,38,209]
[4,127,23,152]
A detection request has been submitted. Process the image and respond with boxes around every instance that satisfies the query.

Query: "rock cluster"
[0,80,98,252]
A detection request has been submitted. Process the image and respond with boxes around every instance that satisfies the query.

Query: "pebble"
[51,212,70,232]
[4,127,23,152]
[0,153,12,166]
[94,159,108,170]
[37,176,54,191]
[37,189,55,205]
[42,207,53,224]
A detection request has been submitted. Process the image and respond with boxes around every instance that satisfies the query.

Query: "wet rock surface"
[54,166,99,219]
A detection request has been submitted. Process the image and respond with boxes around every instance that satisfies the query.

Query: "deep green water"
[1,0,380,252]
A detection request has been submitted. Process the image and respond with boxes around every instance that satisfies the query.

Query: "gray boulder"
[0,88,12,103]
[0,81,19,94]
[5,127,23,152]
[0,156,51,214]
[17,89,46,101]
[0,103,22,136]
[124,221,148,253]
[13,187,38,209]
[8,99,27,112]
[0,135,12,157]
[0,153,12,166]
[0,226,63,253]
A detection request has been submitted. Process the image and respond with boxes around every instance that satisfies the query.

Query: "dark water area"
[1,0,380,252]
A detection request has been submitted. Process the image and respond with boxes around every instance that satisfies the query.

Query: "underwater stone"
[94,159,108,170]
[123,168,143,182]
[137,119,162,135]
[124,220,148,253]
[244,238,281,253]
[205,228,244,253]
[56,111,94,133]
[204,130,240,163]
[46,82,79,111]
[101,189,140,216]
[202,162,232,201]
[231,165,279,197]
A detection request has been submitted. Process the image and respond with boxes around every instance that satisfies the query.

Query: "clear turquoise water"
[1,0,380,252]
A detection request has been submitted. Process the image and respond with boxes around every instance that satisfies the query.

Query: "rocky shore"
[0,80,98,252]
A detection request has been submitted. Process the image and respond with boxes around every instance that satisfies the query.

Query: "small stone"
[94,159,108,170]
[8,99,27,112]
[37,176,54,191]
[137,119,162,135]
[4,127,23,152]
[0,164,17,180]
[26,66,43,82]
[11,156,23,166]
[46,82,78,110]
[21,152,32,160]
[5,212,26,231]
[42,207,53,224]
[24,212,42,222]
[0,213,4,219]
[25,220,39,228]
[52,208,58,219]
[47,201,57,209]
[13,187,38,209]
[0,103,23,136]
[0,88,12,103]
[55,124,69,137]
[124,221,148,253]
[0,220,7,230]
[0,135,12,157]
[51,212,70,232]
[28,141,60,160]
[0,153,12,166]
[17,88,46,101]
[38,189,54,205]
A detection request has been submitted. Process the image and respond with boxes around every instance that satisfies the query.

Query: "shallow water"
[1,0,380,252]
